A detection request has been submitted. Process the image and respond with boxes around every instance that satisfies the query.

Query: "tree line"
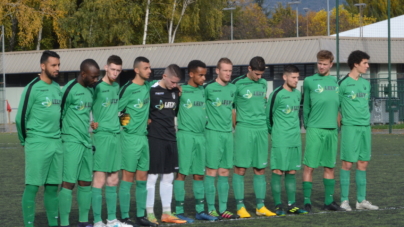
[0,0,402,52]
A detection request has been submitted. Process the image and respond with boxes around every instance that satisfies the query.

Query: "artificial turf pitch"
[0,133,403,227]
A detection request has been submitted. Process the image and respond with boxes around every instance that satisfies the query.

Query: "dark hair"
[249,56,266,71]
[133,56,150,68]
[217,58,233,69]
[317,50,334,62]
[347,50,370,70]
[283,64,300,74]
[40,50,60,64]
[80,59,100,72]
[188,60,206,73]
[165,64,182,79]
[107,55,122,66]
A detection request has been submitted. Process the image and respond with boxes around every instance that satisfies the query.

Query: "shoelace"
[221,211,234,218]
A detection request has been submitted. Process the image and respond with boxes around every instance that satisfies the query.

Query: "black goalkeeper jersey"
[147,82,180,141]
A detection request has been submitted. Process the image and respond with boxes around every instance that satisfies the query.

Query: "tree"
[345,0,404,21]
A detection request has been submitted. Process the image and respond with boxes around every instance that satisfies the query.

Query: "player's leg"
[302,127,321,211]
[253,128,274,217]
[44,138,63,226]
[92,171,106,225]
[105,171,121,225]
[22,184,39,227]
[76,146,94,226]
[146,173,158,221]
[159,172,186,224]
[355,126,378,210]
[205,168,218,215]
[270,146,286,216]
[145,136,162,222]
[233,126,253,217]
[204,129,220,216]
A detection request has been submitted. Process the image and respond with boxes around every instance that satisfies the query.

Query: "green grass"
[1,133,403,226]
[371,123,404,130]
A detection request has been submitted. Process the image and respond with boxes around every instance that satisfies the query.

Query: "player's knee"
[78,181,91,187]
[234,166,246,175]
[218,168,230,177]
[272,169,283,175]
[193,174,204,181]
[253,168,265,175]
[161,173,174,184]
[62,181,76,190]
[341,161,353,170]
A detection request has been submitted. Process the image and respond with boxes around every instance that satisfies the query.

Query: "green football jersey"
[204,80,236,132]
[303,73,339,129]
[338,75,371,126]
[61,79,93,147]
[177,84,206,133]
[16,78,62,146]
[118,81,151,135]
[231,75,267,128]
[92,80,120,133]
[266,86,301,147]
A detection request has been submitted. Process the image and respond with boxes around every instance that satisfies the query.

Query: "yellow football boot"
[237,207,251,218]
[256,206,277,217]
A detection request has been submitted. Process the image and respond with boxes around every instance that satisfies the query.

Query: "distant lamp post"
[354,3,367,37]
[303,8,309,36]
[223,7,236,40]
[288,1,301,37]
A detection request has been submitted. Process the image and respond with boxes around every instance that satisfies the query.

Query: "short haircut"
[347,50,370,70]
[217,57,233,69]
[164,64,182,79]
[107,55,122,66]
[188,60,206,73]
[283,64,300,75]
[133,56,149,68]
[40,50,60,64]
[317,50,334,62]
[80,59,100,72]
[249,56,266,71]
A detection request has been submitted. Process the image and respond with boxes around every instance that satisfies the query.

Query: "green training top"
[118,81,152,135]
[16,78,62,146]
[266,86,301,148]
[177,84,206,133]
[231,75,267,128]
[338,75,371,126]
[204,80,236,132]
[92,80,120,134]
[303,73,339,129]
[61,79,93,147]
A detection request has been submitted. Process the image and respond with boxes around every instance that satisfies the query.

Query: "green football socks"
[253,174,266,209]
[323,178,335,205]
[285,173,296,205]
[340,169,351,202]
[92,187,102,223]
[22,184,39,227]
[174,180,185,214]
[204,175,216,212]
[356,170,367,203]
[193,180,205,213]
[77,185,92,223]
[58,187,72,226]
[233,173,245,210]
[119,180,133,219]
[218,176,229,213]
[44,184,59,226]
[105,186,117,221]
[303,181,312,204]
[271,173,282,206]
[136,181,147,217]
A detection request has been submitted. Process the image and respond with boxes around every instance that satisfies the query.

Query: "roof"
[4,36,404,74]
[333,15,404,38]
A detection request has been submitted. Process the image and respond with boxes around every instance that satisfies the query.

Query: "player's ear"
[247,66,252,72]
[215,67,219,75]
[104,64,108,71]
[40,63,46,71]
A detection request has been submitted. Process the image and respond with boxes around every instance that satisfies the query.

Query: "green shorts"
[62,140,93,183]
[270,146,302,171]
[234,126,268,169]
[121,132,149,172]
[340,125,371,162]
[205,129,233,169]
[93,132,121,173]
[303,128,338,168]
[25,137,63,186]
[177,130,206,176]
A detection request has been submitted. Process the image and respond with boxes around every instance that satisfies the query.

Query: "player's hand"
[91,121,99,130]
[148,119,152,125]
[178,85,182,96]
[120,113,131,126]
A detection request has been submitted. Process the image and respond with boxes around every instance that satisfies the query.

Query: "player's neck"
[77,75,86,87]
[188,80,198,88]
[39,72,52,84]
[158,80,167,89]
[216,78,228,86]
[348,70,360,80]
[283,83,293,92]
[132,75,145,85]
[102,76,113,85]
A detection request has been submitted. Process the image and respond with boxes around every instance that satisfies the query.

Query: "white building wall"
[6,87,24,123]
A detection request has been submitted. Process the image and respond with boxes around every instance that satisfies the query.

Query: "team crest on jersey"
[76,101,85,110]
[347,91,357,99]
[155,100,164,110]
[134,99,144,108]
[183,99,193,109]
[243,90,253,99]
[42,97,52,107]
[282,104,299,114]
[212,98,222,107]
[102,97,111,107]
[172,92,176,99]
[314,84,324,93]
[335,86,339,93]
